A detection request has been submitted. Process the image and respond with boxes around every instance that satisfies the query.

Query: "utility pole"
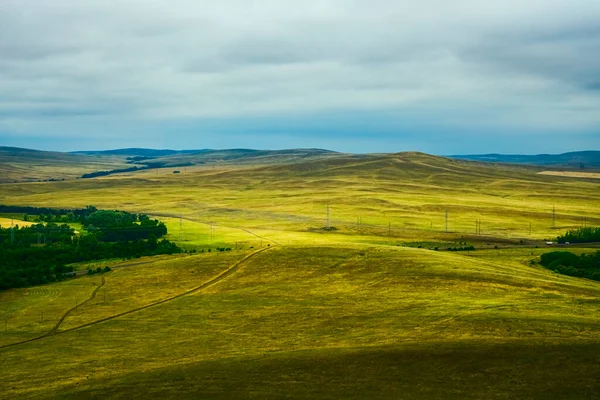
[179,215,183,242]
[445,209,448,233]
[552,205,556,229]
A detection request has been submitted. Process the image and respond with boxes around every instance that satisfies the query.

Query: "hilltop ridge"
[451,150,600,169]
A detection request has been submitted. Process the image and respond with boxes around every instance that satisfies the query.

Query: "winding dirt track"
[0,277,106,349]
[47,276,106,335]
[0,246,273,350]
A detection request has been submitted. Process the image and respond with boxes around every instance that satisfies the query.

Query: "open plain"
[1,149,600,399]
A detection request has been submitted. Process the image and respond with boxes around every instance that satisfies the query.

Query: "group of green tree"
[539,251,600,281]
[81,166,145,179]
[556,227,600,244]
[0,204,97,222]
[446,246,476,252]
[0,205,180,290]
[83,209,167,241]
[0,205,167,241]
[79,162,194,179]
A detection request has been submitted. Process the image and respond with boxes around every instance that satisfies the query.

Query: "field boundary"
[0,246,273,350]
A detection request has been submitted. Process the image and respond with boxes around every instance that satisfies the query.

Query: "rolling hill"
[0,146,129,183]
[451,150,600,169]
[2,146,600,398]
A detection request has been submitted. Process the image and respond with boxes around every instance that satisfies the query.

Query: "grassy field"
[0,146,129,183]
[0,217,33,228]
[1,151,600,398]
[1,245,600,398]
[1,153,597,246]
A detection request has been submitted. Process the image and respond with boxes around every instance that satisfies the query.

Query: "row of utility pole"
[171,203,584,246]
[328,204,578,236]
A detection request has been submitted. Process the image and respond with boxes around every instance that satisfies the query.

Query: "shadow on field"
[53,341,600,400]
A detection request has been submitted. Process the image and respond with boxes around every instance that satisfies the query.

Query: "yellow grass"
[0,275,103,346]
[1,154,598,248]
[539,170,600,179]
[1,153,600,398]
[1,245,600,398]
[0,217,33,228]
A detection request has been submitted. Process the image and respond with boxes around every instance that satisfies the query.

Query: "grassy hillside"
[1,152,597,242]
[1,245,600,398]
[1,150,600,398]
[0,147,128,183]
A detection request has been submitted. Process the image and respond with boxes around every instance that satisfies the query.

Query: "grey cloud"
[0,0,599,151]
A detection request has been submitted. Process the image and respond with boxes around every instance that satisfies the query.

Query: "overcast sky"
[1,0,599,154]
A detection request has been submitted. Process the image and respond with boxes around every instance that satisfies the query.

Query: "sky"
[0,0,599,154]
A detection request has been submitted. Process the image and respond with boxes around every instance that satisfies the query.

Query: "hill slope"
[451,150,600,169]
[0,147,128,183]
[1,245,600,399]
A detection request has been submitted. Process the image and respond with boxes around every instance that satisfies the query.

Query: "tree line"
[539,251,600,281]
[0,204,168,241]
[79,162,194,179]
[0,205,180,290]
[557,227,600,244]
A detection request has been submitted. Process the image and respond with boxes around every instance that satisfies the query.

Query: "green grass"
[1,152,600,398]
[0,275,103,346]
[1,153,597,247]
[2,245,600,398]
[47,341,600,400]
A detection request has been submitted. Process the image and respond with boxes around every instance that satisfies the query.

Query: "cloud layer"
[1,0,599,152]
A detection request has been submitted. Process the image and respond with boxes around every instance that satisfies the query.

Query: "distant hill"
[0,146,341,182]
[71,148,202,157]
[145,148,340,166]
[4,145,599,183]
[72,147,337,160]
[0,146,128,183]
[450,151,600,170]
